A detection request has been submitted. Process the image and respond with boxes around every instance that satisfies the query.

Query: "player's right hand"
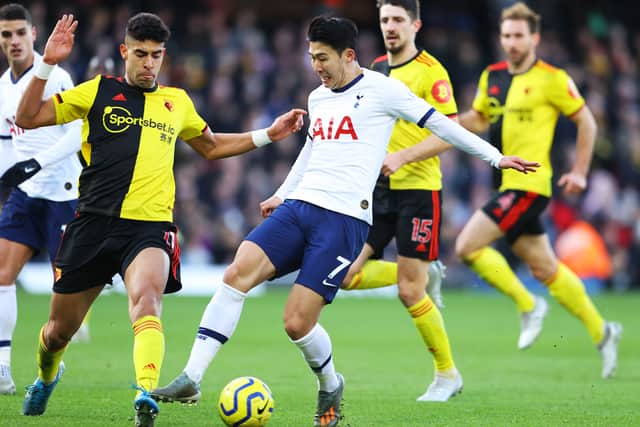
[259,196,283,218]
[498,156,540,173]
[0,158,42,187]
[43,14,78,65]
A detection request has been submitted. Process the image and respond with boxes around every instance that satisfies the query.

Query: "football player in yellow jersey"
[15,12,305,426]
[339,0,463,401]
[456,2,621,378]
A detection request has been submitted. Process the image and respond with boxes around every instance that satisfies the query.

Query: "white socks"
[0,284,16,367]
[292,323,339,392]
[184,284,246,384]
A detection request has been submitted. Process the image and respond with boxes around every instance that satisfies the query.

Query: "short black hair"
[126,12,170,43]
[307,16,358,55]
[0,3,32,24]
[376,0,420,21]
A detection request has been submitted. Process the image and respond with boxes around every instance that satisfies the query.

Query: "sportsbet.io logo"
[102,106,176,139]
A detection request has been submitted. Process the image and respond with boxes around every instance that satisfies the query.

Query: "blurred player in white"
[0,3,81,395]
[152,16,538,427]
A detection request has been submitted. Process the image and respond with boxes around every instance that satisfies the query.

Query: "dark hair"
[376,0,420,21]
[307,16,358,55]
[0,3,32,24]
[126,12,170,43]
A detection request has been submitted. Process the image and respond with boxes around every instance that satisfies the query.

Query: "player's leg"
[513,234,621,377]
[291,201,367,427]
[0,238,33,395]
[23,285,102,416]
[0,190,54,395]
[152,202,302,403]
[456,204,536,314]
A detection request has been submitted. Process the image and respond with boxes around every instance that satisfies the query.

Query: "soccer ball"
[218,376,274,427]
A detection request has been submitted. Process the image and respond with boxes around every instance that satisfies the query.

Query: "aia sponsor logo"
[311,116,359,141]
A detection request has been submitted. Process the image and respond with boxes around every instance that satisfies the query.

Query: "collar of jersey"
[331,72,364,93]
[10,63,34,84]
[388,50,422,70]
[123,78,159,93]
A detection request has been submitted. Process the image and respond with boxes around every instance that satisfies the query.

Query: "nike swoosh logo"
[322,279,338,287]
[257,401,269,415]
[24,166,36,173]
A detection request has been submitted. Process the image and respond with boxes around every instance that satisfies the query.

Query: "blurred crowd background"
[2,0,639,290]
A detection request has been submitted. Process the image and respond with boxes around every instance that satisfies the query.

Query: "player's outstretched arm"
[16,14,78,129]
[186,108,306,160]
[497,156,540,173]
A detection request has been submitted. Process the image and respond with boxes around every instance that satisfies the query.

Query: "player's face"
[379,4,420,55]
[500,19,539,68]
[0,19,35,68]
[120,38,165,89]
[308,41,353,89]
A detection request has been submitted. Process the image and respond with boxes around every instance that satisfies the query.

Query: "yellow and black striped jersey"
[53,75,207,222]
[372,50,458,190]
[472,59,585,197]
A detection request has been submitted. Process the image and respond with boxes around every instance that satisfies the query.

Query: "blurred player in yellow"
[340,0,462,401]
[456,2,621,378]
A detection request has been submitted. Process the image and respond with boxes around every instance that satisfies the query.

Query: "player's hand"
[259,196,283,218]
[267,109,307,142]
[42,14,78,65]
[557,171,587,195]
[498,156,540,173]
[381,151,407,176]
[0,158,42,187]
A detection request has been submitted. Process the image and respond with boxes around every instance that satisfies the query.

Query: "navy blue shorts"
[0,188,77,261]
[246,199,368,302]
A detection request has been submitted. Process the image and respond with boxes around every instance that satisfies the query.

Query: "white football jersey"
[276,69,503,224]
[0,54,81,201]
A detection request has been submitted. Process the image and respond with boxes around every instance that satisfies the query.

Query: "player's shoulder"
[413,50,446,69]
[533,59,563,74]
[486,60,509,72]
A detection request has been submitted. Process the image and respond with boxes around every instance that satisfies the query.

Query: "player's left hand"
[260,195,283,218]
[267,109,307,141]
[0,158,42,187]
[557,171,587,195]
[498,156,540,173]
[381,151,407,176]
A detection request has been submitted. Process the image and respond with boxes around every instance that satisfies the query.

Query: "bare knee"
[454,236,476,262]
[44,321,74,350]
[283,311,312,340]
[529,263,557,283]
[0,266,20,285]
[129,290,162,321]
[397,282,424,308]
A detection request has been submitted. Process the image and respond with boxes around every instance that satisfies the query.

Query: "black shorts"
[482,190,549,244]
[53,213,182,294]
[367,183,442,261]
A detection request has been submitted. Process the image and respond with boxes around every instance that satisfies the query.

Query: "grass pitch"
[1,287,638,426]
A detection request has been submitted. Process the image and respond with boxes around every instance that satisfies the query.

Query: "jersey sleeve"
[423,65,458,116]
[384,77,435,124]
[178,91,207,140]
[548,70,585,116]
[53,75,101,124]
[471,69,490,117]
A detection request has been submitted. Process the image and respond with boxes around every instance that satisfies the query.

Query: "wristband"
[251,128,272,147]
[35,61,55,80]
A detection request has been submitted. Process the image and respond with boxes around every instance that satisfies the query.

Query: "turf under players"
[151,16,538,427]
[456,2,622,378]
[339,0,462,402]
[15,12,305,426]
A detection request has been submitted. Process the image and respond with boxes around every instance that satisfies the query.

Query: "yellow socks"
[344,260,397,290]
[545,263,605,344]
[37,326,67,383]
[408,295,455,373]
[133,315,164,393]
[467,247,535,313]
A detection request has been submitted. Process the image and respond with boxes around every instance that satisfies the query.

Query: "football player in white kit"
[152,16,539,426]
[0,3,81,396]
